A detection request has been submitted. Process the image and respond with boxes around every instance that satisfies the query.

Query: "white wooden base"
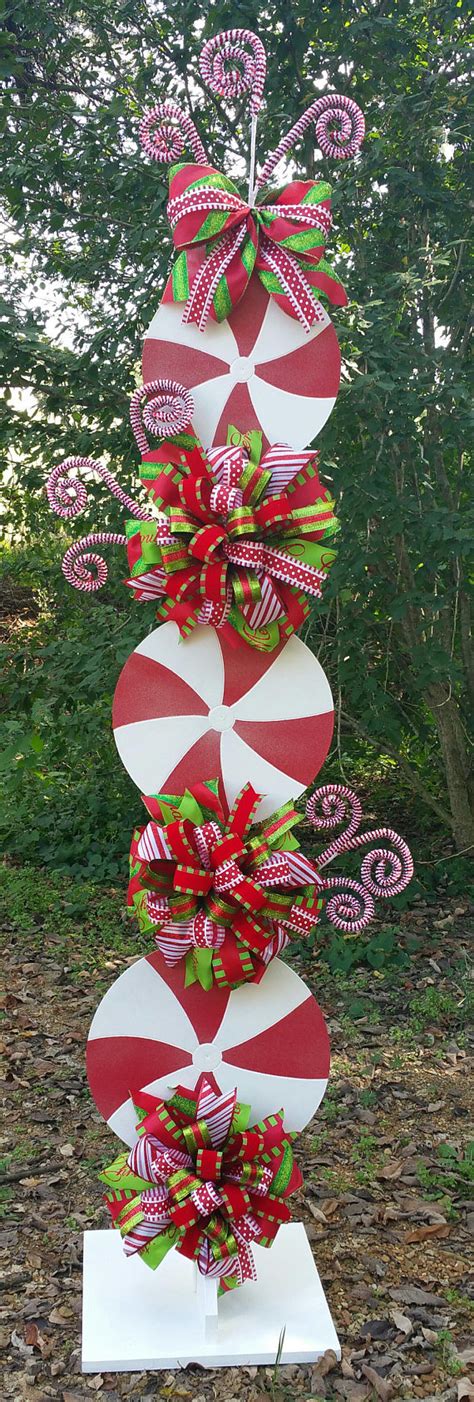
[82,1223,340,1372]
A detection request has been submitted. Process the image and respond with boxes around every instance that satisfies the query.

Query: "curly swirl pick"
[61,532,127,593]
[323,878,376,935]
[139,101,208,166]
[256,93,365,190]
[306,784,413,933]
[129,380,195,452]
[199,29,266,115]
[46,456,152,522]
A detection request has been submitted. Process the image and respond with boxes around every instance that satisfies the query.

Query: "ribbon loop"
[163,165,347,329]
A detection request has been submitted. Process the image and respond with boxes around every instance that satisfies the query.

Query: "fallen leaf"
[314,1348,338,1376]
[457,1382,474,1401]
[59,1142,75,1158]
[389,1285,447,1307]
[405,1222,450,1242]
[10,1329,33,1357]
[341,1357,356,1379]
[378,1160,403,1180]
[391,1309,413,1336]
[307,1202,328,1223]
[321,1197,340,1217]
[48,1304,74,1324]
[361,1363,393,1400]
[421,1326,438,1344]
[24,1322,46,1352]
[359,1319,393,1341]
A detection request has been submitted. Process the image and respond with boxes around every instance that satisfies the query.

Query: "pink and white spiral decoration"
[46,456,151,523]
[46,456,152,594]
[256,93,365,190]
[129,379,195,453]
[306,784,413,934]
[139,100,208,165]
[61,531,127,593]
[200,29,266,116]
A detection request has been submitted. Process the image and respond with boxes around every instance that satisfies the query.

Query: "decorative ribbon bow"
[101,1076,302,1291]
[162,162,347,331]
[126,424,339,653]
[128,779,324,989]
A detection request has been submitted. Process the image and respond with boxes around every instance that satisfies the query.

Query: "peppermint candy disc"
[112,622,334,820]
[142,276,341,451]
[86,952,330,1144]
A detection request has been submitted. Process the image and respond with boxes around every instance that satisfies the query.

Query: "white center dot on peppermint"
[208,704,235,733]
[229,355,256,384]
[192,1042,223,1072]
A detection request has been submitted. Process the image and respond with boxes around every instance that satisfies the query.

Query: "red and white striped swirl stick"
[200,29,267,203]
[139,100,208,166]
[256,92,365,190]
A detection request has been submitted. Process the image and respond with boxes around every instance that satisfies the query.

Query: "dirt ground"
[1,870,472,1402]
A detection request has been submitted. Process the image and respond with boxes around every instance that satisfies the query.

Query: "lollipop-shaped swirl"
[256,92,365,190]
[307,785,413,929]
[200,29,267,203]
[323,878,375,935]
[46,457,151,522]
[130,380,195,454]
[199,29,266,115]
[61,532,127,593]
[359,830,414,899]
[139,101,208,165]
[306,784,363,866]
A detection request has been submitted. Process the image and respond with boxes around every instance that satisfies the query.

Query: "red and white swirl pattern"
[143,276,341,451]
[129,379,195,453]
[257,93,365,190]
[86,953,330,1145]
[199,29,266,115]
[46,456,151,522]
[139,100,208,166]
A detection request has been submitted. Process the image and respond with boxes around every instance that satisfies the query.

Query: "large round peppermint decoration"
[87,952,330,1145]
[112,622,334,820]
[142,276,341,451]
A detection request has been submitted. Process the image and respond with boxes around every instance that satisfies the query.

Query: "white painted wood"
[142,287,340,451]
[82,1224,340,1371]
[195,1265,219,1343]
[112,622,334,821]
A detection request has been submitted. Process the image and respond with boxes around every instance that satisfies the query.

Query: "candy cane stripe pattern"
[257,93,366,190]
[112,621,334,819]
[62,532,127,592]
[86,953,330,1145]
[139,100,208,166]
[46,456,152,522]
[143,277,341,451]
[199,30,266,115]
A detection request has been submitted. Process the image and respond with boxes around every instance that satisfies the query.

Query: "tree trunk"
[426,684,474,852]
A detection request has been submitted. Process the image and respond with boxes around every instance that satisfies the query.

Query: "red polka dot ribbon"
[164,164,347,330]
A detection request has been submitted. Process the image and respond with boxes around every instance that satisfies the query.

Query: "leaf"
[391,1309,413,1336]
[378,1160,403,1180]
[361,1363,393,1400]
[404,1222,450,1242]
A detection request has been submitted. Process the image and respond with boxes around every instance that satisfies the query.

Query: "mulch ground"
[1,875,473,1402]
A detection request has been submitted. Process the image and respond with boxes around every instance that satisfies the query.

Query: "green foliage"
[1,0,473,898]
[417,1142,474,1200]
